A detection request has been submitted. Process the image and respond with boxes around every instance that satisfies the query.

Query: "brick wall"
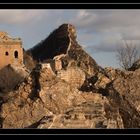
[0,32,23,68]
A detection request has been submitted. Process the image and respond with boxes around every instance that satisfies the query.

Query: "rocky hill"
[28,24,100,78]
[0,24,140,128]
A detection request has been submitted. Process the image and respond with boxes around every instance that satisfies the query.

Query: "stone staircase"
[38,100,107,128]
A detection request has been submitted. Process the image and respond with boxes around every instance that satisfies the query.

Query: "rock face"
[104,67,140,128]
[0,64,124,128]
[0,23,140,128]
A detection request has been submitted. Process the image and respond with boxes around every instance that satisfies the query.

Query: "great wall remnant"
[0,32,23,69]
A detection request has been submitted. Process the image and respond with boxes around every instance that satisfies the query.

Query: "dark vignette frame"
[0,2,140,135]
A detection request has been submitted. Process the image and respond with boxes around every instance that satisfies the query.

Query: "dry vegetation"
[117,40,139,70]
[0,65,24,93]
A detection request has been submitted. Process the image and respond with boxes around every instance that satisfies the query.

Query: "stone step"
[50,120,91,128]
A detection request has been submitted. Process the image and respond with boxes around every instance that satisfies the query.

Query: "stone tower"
[0,32,23,69]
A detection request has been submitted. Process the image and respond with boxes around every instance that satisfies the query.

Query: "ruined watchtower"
[0,32,23,68]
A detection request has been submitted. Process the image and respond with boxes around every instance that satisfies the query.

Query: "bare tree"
[116,40,139,70]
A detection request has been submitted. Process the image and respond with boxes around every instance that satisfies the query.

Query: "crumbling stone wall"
[28,24,99,77]
[0,32,23,68]
[57,66,86,89]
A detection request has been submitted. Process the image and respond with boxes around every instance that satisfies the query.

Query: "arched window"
[14,51,18,59]
[5,51,9,56]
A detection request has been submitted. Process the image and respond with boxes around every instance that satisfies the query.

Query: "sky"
[0,9,140,68]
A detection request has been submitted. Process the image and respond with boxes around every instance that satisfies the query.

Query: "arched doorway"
[14,51,18,59]
[5,51,9,56]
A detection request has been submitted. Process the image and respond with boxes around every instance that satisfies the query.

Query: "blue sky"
[0,10,140,68]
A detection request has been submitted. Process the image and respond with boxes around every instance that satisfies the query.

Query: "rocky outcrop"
[1,61,140,128]
[104,67,140,128]
[0,64,124,128]
[28,24,99,77]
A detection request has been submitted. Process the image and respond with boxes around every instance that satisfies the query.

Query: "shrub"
[0,65,24,93]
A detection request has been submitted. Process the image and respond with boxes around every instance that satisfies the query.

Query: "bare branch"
[116,40,139,70]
